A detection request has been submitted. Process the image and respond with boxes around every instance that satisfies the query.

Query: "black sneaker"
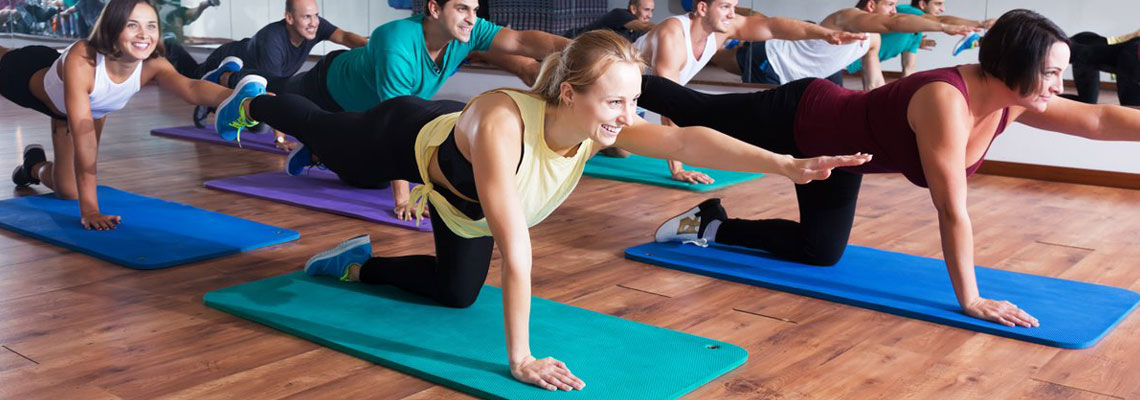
[193,105,214,129]
[654,198,727,244]
[12,144,46,186]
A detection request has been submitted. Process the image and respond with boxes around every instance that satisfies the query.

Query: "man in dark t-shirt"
[577,0,654,42]
[195,0,368,85]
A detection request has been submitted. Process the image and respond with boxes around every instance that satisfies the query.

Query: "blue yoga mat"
[0,186,299,269]
[206,272,747,399]
[626,242,1140,349]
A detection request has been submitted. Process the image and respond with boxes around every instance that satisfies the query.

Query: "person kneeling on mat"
[2,0,264,231]
[648,9,1140,328]
[229,30,870,391]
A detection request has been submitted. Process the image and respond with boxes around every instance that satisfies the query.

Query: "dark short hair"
[978,9,1069,96]
[425,0,454,16]
[628,0,641,7]
[910,0,924,7]
[286,0,294,12]
[856,0,872,9]
[88,0,164,59]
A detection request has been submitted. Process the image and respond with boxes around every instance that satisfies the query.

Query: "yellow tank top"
[408,89,595,238]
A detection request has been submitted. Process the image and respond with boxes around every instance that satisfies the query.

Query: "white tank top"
[763,35,871,84]
[634,15,718,85]
[43,43,143,119]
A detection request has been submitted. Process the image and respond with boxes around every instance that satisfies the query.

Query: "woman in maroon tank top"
[643,9,1140,329]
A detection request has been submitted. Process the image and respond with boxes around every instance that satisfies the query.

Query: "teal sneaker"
[200,56,242,86]
[953,32,982,56]
[215,75,266,142]
[304,234,372,281]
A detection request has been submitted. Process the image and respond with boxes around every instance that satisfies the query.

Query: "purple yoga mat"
[204,169,432,231]
[151,125,294,155]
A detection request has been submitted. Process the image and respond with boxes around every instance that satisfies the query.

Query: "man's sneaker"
[12,144,46,187]
[654,198,727,245]
[285,144,317,176]
[304,234,372,281]
[215,75,266,142]
[200,56,242,86]
[953,32,982,56]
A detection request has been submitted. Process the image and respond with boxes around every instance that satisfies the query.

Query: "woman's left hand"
[394,201,429,221]
[785,153,873,184]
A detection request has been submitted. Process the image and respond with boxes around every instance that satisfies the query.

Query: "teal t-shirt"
[326,15,502,112]
[846,4,924,74]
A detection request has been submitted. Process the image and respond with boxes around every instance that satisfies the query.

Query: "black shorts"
[0,45,66,120]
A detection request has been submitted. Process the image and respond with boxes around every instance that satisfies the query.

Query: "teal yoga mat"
[584,154,763,191]
[0,186,299,269]
[205,272,747,399]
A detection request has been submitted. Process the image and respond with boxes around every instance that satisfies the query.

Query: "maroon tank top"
[793,66,1009,188]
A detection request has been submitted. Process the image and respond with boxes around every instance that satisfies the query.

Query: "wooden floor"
[2,86,1140,400]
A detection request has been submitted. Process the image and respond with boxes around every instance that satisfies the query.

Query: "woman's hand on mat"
[511,355,585,391]
[965,297,1040,328]
[672,169,715,184]
[393,201,428,221]
[81,212,121,230]
[784,153,873,184]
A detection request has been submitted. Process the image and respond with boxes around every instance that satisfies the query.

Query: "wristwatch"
[275,135,286,144]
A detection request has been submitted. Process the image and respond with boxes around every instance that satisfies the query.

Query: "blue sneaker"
[215,75,266,142]
[953,32,982,56]
[200,56,243,86]
[304,234,372,280]
[285,144,316,176]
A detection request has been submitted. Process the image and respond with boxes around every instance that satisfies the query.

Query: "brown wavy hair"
[88,0,165,59]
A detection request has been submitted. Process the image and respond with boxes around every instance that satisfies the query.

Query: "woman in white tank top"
[0,0,265,230]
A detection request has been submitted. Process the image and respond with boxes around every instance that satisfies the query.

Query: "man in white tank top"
[711,1,978,90]
[626,0,864,184]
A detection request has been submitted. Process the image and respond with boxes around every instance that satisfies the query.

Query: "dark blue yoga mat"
[0,186,299,269]
[626,242,1140,349]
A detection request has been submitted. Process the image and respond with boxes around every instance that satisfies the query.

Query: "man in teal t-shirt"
[265,0,569,219]
[846,0,923,76]
[265,0,569,114]
[846,0,992,78]
[326,13,500,111]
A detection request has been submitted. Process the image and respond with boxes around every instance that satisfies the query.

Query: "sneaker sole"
[285,145,309,176]
[200,56,243,82]
[216,75,266,140]
[304,234,371,274]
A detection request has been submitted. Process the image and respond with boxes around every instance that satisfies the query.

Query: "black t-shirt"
[224,17,338,78]
[580,8,641,43]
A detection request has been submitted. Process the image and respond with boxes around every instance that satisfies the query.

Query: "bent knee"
[435,287,482,309]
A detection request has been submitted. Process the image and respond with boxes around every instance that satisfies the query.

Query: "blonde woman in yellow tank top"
[237,30,871,391]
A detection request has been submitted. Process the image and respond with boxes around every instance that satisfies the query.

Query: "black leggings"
[1067,32,1140,106]
[238,50,345,111]
[639,75,862,266]
[248,93,494,307]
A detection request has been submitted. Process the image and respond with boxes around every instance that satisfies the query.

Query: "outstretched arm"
[328,28,369,49]
[149,57,231,106]
[831,8,976,35]
[911,83,1038,327]
[730,12,867,44]
[458,94,584,392]
[489,28,571,60]
[614,116,872,184]
[1015,96,1140,141]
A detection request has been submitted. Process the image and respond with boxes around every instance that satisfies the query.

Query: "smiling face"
[697,0,736,34]
[560,61,643,147]
[630,0,654,23]
[285,0,321,41]
[117,3,159,61]
[431,0,478,42]
[1016,41,1069,112]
